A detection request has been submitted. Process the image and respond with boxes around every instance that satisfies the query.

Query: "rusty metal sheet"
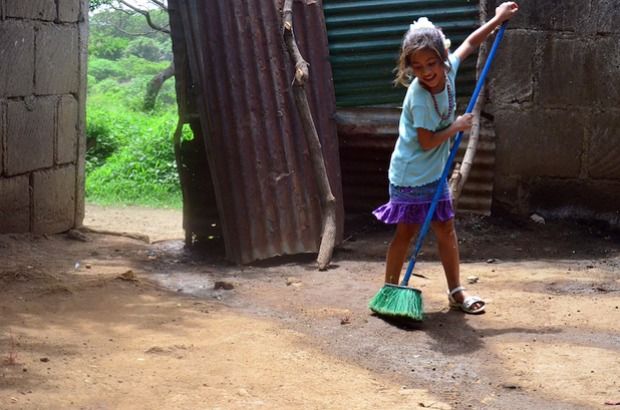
[336,108,398,212]
[168,0,343,263]
[167,2,220,244]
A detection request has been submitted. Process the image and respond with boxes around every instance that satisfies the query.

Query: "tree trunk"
[282,0,337,271]
[143,61,175,111]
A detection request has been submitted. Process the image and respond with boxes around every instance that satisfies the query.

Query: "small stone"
[286,277,301,286]
[66,229,90,242]
[117,270,137,282]
[467,276,479,284]
[213,281,234,290]
[530,213,545,224]
[500,383,521,390]
[39,357,49,362]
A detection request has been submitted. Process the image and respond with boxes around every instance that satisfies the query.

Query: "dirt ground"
[1,204,619,409]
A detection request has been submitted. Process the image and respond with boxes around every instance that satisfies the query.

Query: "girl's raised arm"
[454,1,519,62]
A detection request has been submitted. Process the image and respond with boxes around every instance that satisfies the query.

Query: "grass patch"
[86,55,187,208]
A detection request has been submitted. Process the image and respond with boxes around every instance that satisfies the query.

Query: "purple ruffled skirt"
[373,179,454,224]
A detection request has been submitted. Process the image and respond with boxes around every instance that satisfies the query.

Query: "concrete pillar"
[0,0,87,234]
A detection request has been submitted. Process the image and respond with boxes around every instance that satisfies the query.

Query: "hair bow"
[410,17,452,49]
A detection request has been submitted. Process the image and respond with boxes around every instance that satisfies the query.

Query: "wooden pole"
[282,0,337,270]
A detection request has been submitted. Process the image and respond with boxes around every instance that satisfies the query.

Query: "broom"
[369,22,508,321]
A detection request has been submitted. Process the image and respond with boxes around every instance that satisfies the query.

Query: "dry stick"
[449,35,489,206]
[282,0,337,270]
[77,226,150,243]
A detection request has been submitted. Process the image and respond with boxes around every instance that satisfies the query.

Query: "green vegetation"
[86,6,187,208]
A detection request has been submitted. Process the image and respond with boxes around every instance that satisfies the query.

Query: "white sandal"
[448,286,486,314]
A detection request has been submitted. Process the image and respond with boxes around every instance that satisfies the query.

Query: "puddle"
[150,271,217,298]
[145,240,237,299]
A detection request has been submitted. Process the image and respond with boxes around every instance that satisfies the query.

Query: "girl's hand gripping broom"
[368,22,508,321]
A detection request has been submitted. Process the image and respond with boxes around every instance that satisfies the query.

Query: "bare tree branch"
[114,26,166,37]
[449,1,489,207]
[144,62,175,110]
[116,0,170,34]
[108,3,134,15]
[282,0,337,270]
[148,0,167,10]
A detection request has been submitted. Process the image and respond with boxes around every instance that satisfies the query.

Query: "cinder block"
[538,36,620,108]
[0,101,4,176]
[6,97,55,175]
[32,166,76,234]
[0,21,35,97]
[530,178,620,214]
[588,37,620,107]
[35,25,79,95]
[488,30,540,104]
[57,95,78,165]
[587,113,620,179]
[58,0,81,23]
[494,108,583,178]
[0,175,30,233]
[5,0,56,21]
[492,174,527,214]
[537,37,597,107]
[583,0,620,34]
[507,0,590,32]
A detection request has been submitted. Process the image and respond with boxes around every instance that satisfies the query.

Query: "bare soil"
[1,204,619,409]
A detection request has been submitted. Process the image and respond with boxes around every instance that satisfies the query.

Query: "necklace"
[430,76,454,122]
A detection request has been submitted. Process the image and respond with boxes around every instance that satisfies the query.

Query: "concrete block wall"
[0,0,87,234]
[486,0,620,226]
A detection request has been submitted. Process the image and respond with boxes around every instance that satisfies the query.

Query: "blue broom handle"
[400,22,508,287]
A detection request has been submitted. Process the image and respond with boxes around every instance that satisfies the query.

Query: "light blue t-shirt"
[388,53,460,187]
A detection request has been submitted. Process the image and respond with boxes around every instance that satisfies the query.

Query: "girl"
[373,2,519,314]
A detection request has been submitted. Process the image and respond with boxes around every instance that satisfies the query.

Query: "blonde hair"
[393,20,451,88]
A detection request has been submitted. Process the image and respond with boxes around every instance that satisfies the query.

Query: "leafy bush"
[159,38,173,61]
[89,58,124,81]
[118,56,170,77]
[85,112,118,173]
[126,37,163,61]
[90,34,129,60]
[86,75,185,207]
[86,7,183,208]
[86,110,183,208]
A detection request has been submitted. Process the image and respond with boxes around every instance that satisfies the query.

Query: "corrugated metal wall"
[455,116,496,214]
[168,0,344,264]
[168,1,221,244]
[336,108,400,212]
[336,106,496,215]
[323,0,480,106]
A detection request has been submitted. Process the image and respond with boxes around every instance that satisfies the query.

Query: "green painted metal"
[323,0,480,107]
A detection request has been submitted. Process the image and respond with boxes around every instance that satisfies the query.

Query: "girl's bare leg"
[431,219,483,309]
[384,223,418,284]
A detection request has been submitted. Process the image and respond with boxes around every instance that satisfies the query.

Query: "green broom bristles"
[368,284,424,321]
